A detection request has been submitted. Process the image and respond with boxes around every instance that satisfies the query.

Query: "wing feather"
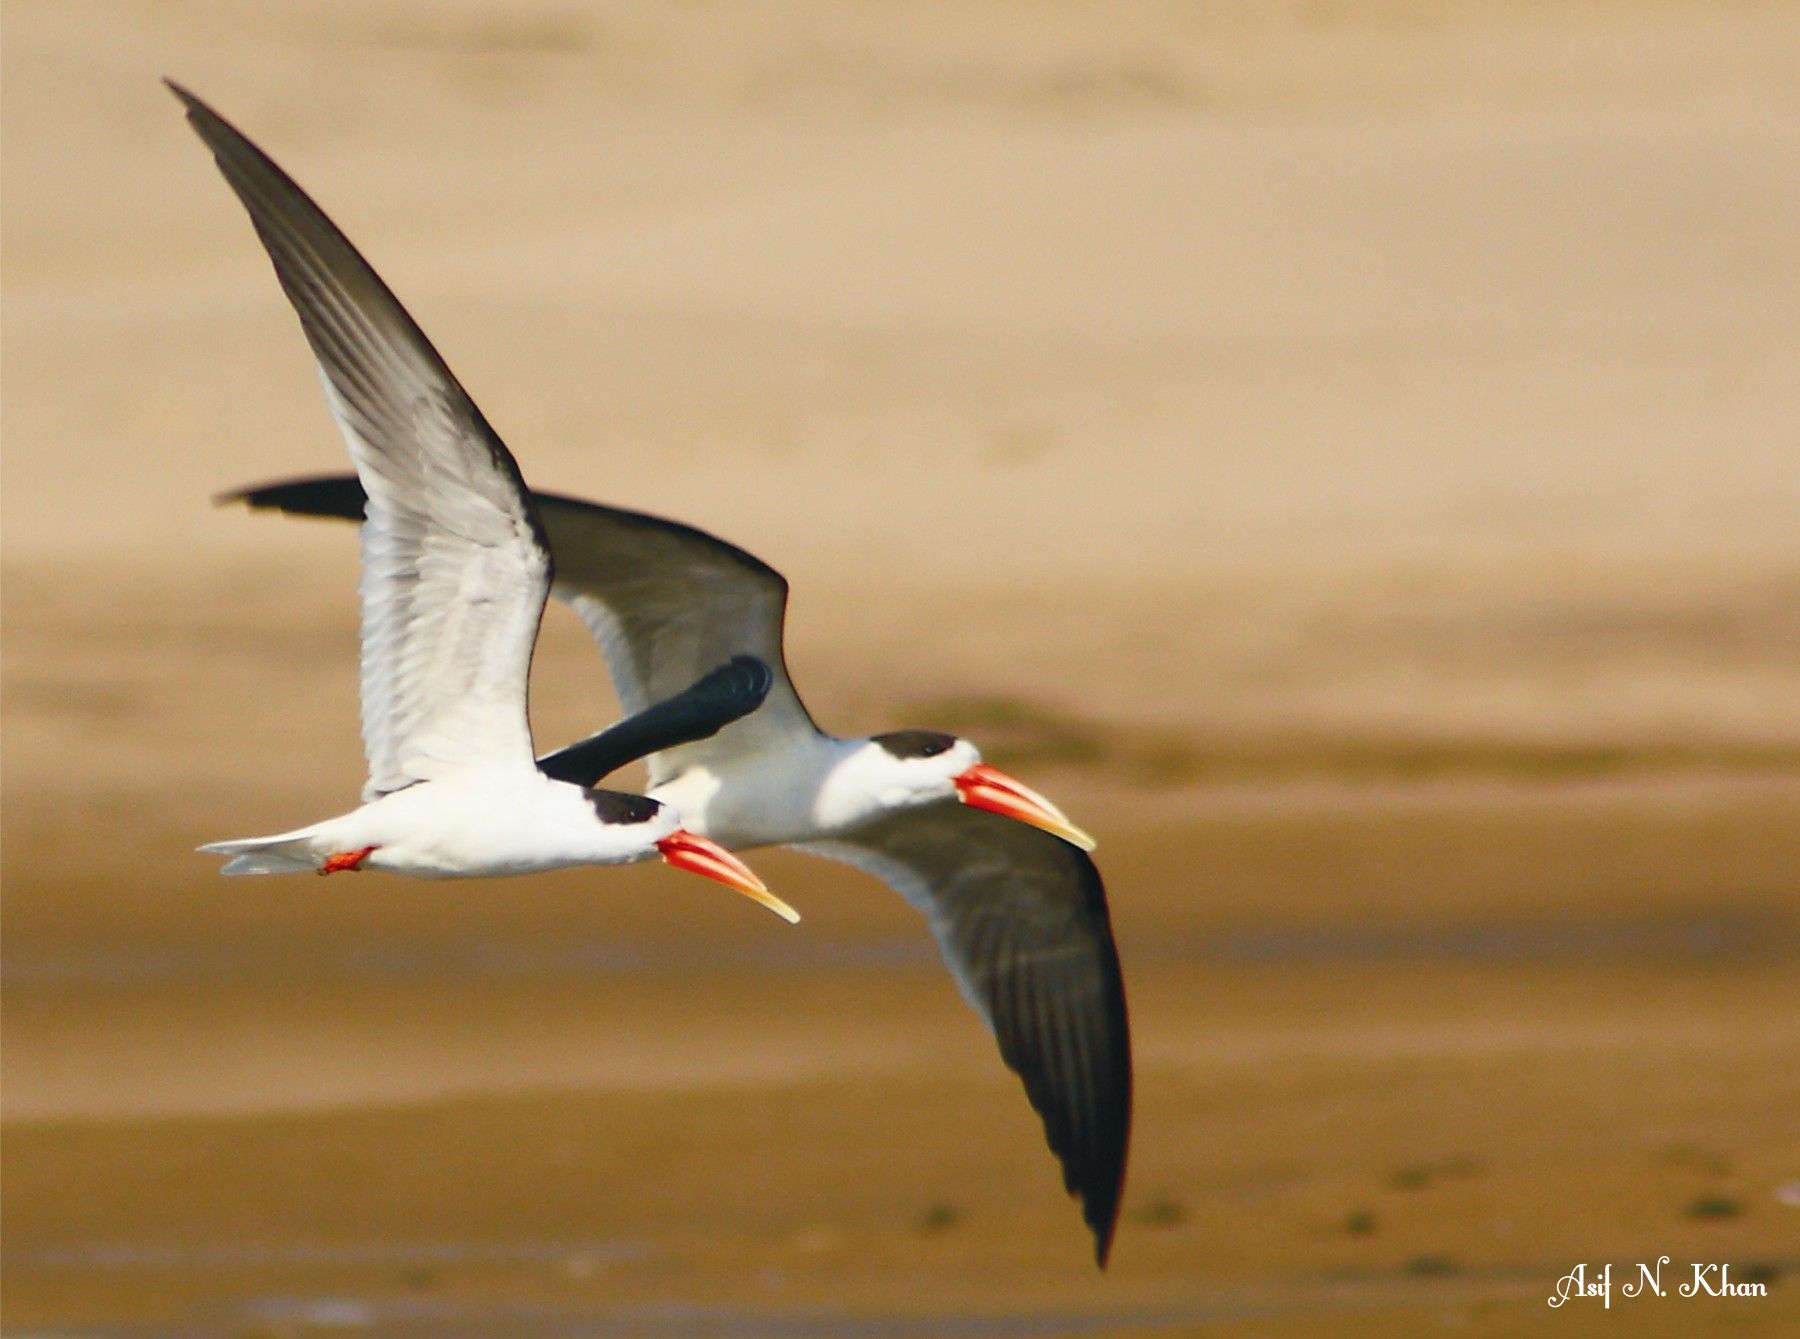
[543,497,816,782]
[538,656,774,786]
[224,474,815,785]
[801,806,1132,1265]
[173,84,551,796]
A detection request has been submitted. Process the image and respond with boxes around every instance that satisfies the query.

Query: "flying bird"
[208,89,1132,1263]
[172,82,796,924]
[233,476,1132,1262]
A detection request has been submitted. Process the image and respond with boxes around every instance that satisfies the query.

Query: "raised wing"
[801,806,1132,1265]
[539,656,773,786]
[174,84,552,797]
[543,497,818,780]
[226,474,819,784]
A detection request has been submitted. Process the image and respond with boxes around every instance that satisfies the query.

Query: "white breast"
[651,733,867,849]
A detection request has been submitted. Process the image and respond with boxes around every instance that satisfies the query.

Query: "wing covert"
[538,494,818,780]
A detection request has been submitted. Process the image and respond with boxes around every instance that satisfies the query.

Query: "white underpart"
[207,770,680,877]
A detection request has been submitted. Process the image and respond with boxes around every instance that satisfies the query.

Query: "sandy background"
[5,2,1799,1334]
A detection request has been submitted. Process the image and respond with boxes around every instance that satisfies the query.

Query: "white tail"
[199,829,323,875]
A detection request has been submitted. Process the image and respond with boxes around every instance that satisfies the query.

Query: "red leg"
[319,846,377,875]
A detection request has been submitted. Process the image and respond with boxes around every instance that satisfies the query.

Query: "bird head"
[863,731,1096,851]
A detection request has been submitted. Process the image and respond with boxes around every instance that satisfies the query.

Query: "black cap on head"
[587,790,663,825]
[872,730,957,760]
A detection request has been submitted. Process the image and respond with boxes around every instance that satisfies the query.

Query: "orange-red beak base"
[953,763,1096,851]
[656,830,800,923]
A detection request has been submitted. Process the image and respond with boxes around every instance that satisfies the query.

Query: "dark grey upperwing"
[228,474,370,523]
[539,656,773,786]
[801,807,1132,1266]
[226,474,819,784]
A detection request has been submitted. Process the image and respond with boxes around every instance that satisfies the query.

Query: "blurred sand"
[4,2,1799,1334]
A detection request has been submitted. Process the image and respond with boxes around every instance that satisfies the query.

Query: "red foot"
[319,846,377,875]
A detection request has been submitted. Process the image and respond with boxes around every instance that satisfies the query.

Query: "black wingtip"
[163,78,213,123]
[1085,1104,1128,1268]
[1003,841,1131,1271]
[1093,1096,1129,1268]
[721,654,775,703]
[165,80,274,190]
[1083,1158,1124,1269]
[1092,1203,1119,1269]
[219,475,371,521]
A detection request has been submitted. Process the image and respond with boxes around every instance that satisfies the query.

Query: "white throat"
[649,733,940,850]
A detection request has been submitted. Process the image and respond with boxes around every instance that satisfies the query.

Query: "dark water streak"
[2,912,1786,991]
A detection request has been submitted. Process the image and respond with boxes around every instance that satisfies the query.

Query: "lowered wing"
[801,805,1133,1265]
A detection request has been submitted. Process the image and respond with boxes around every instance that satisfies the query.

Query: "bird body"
[238,474,1133,1263]
[207,768,676,879]
[174,82,793,923]
[198,82,1130,1262]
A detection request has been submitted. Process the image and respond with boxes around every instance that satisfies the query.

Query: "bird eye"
[588,790,661,824]
[872,730,957,761]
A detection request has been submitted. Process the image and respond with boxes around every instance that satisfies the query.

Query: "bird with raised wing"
[212,87,1131,1264]
[233,483,1131,1262]
[173,83,795,924]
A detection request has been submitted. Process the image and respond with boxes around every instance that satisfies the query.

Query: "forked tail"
[199,829,323,875]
